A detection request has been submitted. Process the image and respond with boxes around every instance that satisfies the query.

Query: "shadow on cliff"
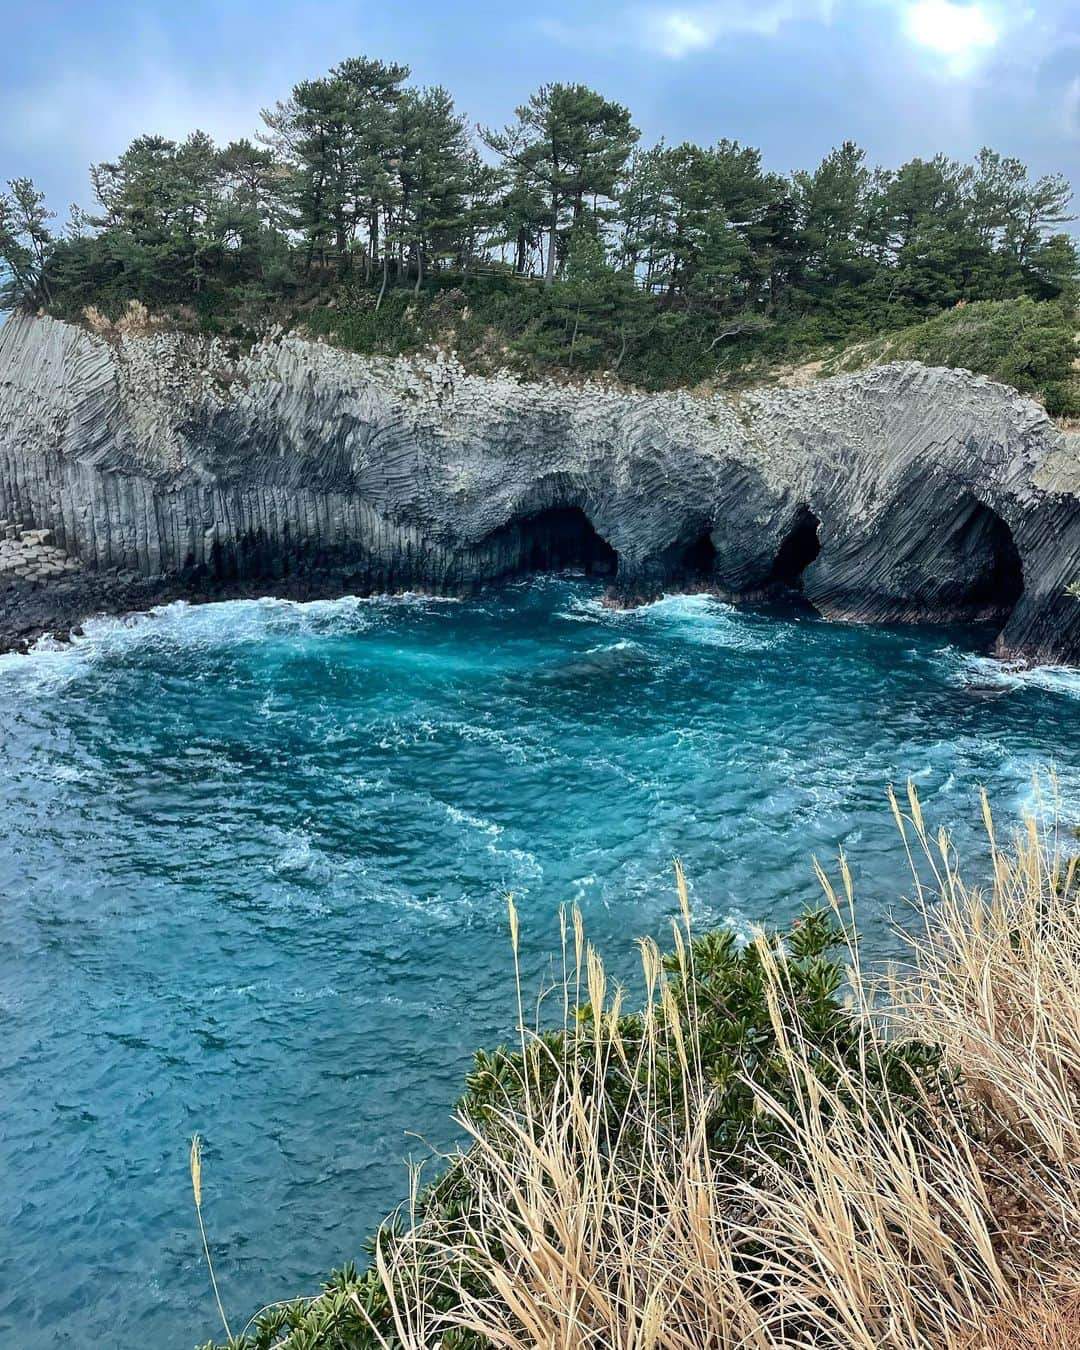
[647,506,823,605]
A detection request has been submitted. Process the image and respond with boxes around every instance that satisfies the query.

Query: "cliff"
[1,311,1079,662]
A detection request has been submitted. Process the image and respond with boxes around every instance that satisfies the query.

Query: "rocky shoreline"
[2,312,1080,663]
[0,565,481,655]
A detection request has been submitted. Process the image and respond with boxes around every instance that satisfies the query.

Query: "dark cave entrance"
[487,506,618,580]
[676,530,719,581]
[767,507,822,589]
[948,497,1024,619]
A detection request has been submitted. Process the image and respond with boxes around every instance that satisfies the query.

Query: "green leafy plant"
[837,298,1080,415]
[206,883,946,1350]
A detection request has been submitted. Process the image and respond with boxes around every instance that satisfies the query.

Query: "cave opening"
[486,506,618,580]
[677,530,719,580]
[950,497,1024,619]
[768,507,822,589]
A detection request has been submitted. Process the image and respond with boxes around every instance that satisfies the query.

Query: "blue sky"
[3,0,1079,214]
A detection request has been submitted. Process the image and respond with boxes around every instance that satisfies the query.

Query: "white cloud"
[0,56,271,213]
[5,65,259,158]
[903,1,1000,73]
[1064,75,1080,135]
[645,2,835,57]
[645,1,831,56]
[543,1,835,59]
[0,5,374,209]
[649,12,714,57]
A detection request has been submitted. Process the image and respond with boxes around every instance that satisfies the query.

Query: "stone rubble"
[0,522,82,585]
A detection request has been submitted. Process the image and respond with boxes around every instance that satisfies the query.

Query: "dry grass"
[82,298,166,336]
[969,1289,1080,1348]
[354,780,1080,1350]
[82,304,112,334]
[190,1133,233,1342]
[890,783,1080,1273]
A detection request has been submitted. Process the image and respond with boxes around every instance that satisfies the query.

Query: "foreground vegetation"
[2,55,1078,407]
[199,782,1080,1348]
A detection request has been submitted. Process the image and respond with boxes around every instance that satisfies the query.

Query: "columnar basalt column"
[2,313,1079,662]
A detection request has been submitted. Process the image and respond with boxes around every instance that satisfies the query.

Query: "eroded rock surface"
[2,311,1079,662]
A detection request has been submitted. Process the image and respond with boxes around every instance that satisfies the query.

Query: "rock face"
[2,310,1079,662]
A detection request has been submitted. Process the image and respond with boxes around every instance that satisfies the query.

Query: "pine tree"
[0,178,54,308]
[483,83,638,287]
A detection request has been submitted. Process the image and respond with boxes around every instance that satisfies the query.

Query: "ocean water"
[3,577,1080,1349]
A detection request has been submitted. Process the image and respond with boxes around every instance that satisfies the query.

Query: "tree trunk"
[367,210,379,284]
[414,242,423,297]
[376,251,389,311]
[544,158,560,288]
[613,325,628,371]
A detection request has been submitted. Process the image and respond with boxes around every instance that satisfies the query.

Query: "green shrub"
[877,298,1079,415]
[202,905,945,1350]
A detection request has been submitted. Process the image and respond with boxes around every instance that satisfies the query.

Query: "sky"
[2,0,1078,215]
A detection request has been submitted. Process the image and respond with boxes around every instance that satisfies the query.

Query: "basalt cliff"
[1,310,1079,662]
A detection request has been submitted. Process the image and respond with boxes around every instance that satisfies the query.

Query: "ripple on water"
[2,580,1080,1350]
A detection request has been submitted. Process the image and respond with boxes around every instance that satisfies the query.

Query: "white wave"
[564,590,788,652]
[0,642,96,695]
[678,902,757,947]
[374,717,441,750]
[374,716,539,760]
[0,590,464,688]
[444,803,503,836]
[947,650,1080,701]
[442,719,546,762]
[204,979,272,1000]
[270,828,318,877]
[266,826,358,892]
[201,978,338,1004]
[535,638,653,683]
[644,594,788,651]
[485,842,544,880]
[583,638,642,654]
[0,584,783,699]
[988,754,1080,830]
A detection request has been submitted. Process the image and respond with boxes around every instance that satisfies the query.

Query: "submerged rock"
[1,312,1078,663]
[534,641,652,683]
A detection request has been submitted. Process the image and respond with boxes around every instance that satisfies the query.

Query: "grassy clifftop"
[299,287,1080,412]
[78,288,1080,420]
[816,297,1080,417]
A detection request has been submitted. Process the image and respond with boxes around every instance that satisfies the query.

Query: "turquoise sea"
[3,577,1080,1348]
